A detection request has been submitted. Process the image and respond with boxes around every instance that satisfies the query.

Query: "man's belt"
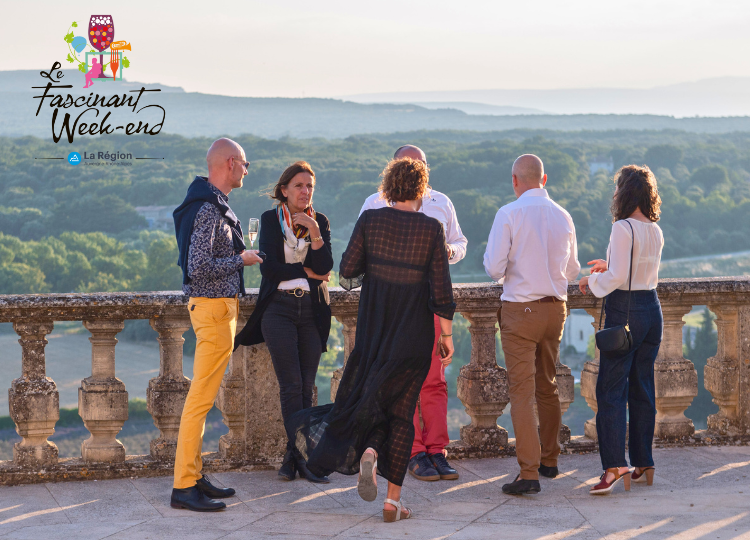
[536,296,561,303]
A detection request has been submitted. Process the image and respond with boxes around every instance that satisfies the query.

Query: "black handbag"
[594,220,634,355]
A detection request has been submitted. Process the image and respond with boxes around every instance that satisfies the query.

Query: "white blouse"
[588,219,664,298]
[278,237,310,291]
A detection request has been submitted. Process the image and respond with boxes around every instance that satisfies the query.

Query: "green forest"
[1,130,749,294]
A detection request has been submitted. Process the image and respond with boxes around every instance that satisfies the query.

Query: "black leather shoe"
[279,450,296,481]
[171,486,226,512]
[539,464,559,478]
[502,474,541,495]
[196,474,235,498]
[294,451,330,484]
[429,453,459,480]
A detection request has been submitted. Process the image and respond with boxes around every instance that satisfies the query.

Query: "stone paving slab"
[0,447,746,539]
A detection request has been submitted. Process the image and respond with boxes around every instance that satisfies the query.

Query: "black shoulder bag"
[594,220,634,355]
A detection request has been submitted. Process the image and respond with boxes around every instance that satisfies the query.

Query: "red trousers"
[411,315,449,457]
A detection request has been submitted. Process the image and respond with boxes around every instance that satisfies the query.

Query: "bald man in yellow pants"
[171,138,262,512]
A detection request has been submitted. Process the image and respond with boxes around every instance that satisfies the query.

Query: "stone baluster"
[456,310,510,450]
[9,321,59,467]
[738,306,750,434]
[330,309,358,402]
[78,319,128,462]
[556,356,574,445]
[244,344,287,463]
[147,314,192,460]
[704,304,748,435]
[580,306,601,441]
[654,304,698,439]
[216,316,246,460]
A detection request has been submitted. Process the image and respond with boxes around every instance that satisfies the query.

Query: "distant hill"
[3,70,750,139]
[342,77,750,118]
[411,102,547,115]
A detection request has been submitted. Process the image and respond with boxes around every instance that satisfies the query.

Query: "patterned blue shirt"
[182,182,244,298]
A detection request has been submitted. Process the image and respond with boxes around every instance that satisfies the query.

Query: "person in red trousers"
[359,145,468,481]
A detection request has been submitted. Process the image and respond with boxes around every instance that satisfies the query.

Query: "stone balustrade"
[0,277,747,484]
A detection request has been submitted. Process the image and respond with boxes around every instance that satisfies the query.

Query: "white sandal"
[357,448,378,502]
[383,498,412,522]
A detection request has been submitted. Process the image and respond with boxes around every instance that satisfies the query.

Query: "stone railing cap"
[0,276,747,322]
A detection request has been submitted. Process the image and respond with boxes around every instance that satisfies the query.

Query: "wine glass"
[247,218,259,248]
[88,15,114,79]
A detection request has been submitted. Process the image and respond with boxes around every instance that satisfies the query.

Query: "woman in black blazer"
[235,161,333,483]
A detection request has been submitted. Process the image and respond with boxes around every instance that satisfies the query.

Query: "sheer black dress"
[286,207,456,486]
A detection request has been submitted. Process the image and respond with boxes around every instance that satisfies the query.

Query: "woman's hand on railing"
[304,267,331,282]
[587,259,608,273]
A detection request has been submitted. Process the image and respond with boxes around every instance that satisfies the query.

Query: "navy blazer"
[234,209,334,352]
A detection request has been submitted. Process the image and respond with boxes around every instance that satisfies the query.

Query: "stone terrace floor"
[0,446,748,540]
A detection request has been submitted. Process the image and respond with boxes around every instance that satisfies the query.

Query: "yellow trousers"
[173,296,238,489]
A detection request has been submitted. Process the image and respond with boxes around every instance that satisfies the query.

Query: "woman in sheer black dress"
[286,157,456,522]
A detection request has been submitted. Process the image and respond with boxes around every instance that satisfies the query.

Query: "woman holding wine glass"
[234,161,333,483]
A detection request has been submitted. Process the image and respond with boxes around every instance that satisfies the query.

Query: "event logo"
[33,15,164,144]
[64,16,132,88]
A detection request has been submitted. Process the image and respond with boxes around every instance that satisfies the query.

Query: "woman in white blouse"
[579,165,664,495]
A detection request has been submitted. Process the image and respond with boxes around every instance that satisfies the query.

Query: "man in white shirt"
[359,144,467,482]
[484,154,580,495]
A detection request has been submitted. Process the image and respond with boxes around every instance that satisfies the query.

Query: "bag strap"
[598,219,635,330]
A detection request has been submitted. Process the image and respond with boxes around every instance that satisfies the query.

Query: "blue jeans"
[596,289,663,470]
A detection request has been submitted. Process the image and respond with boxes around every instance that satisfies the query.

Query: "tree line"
[0,130,749,294]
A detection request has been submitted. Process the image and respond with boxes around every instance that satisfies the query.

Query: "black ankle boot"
[293,450,330,484]
[278,449,296,481]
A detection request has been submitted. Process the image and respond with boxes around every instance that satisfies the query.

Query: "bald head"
[394,145,426,163]
[510,154,547,198]
[206,138,247,194]
[512,154,545,186]
[207,138,244,170]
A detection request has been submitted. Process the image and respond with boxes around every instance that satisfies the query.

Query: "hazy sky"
[5,0,749,97]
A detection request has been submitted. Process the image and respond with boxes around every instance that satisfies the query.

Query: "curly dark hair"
[379,157,430,204]
[269,161,315,204]
[610,165,662,222]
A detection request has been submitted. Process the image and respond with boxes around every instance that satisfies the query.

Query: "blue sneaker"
[408,452,440,481]
[429,452,459,480]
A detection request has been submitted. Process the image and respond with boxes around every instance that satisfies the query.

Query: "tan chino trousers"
[499,300,566,480]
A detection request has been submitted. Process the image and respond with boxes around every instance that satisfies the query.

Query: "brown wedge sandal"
[383,498,412,522]
[632,467,655,486]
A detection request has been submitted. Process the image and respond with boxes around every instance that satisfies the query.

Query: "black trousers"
[261,291,322,446]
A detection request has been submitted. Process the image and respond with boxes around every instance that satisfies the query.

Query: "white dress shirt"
[588,219,664,298]
[484,188,581,302]
[359,189,468,264]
